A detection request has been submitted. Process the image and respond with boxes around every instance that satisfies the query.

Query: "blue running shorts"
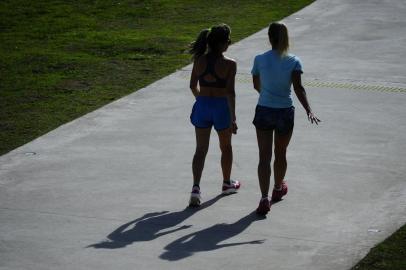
[190,96,231,131]
[253,105,295,134]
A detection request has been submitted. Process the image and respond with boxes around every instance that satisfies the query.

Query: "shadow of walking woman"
[87,195,223,249]
[159,211,266,261]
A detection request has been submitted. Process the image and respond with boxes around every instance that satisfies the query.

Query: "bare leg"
[273,130,293,188]
[256,129,273,197]
[217,128,233,182]
[192,127,212,186]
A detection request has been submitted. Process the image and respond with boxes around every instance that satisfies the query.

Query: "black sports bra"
[198,55,227,88]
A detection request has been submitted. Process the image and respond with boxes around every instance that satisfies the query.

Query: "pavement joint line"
[178,69,406,93]
[254,233,371,248]
[0,207,371,248]
[0,207,126,223]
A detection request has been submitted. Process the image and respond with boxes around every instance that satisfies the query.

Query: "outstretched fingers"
[307,112,321,125]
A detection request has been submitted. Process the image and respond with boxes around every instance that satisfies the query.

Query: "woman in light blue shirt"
[251,22,320,215]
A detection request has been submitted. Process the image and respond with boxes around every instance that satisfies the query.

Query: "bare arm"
[189,60,199,97]
[227,61,237,134]
[227,61,237,121]
[252,75,260,93]
[292,71,321,124]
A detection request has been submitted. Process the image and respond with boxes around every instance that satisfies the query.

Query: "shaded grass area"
[351,224,406,270]
[0,0,315,155]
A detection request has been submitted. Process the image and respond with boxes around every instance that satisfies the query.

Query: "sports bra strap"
[198,55,227,88]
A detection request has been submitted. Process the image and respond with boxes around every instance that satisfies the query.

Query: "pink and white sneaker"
[189,186,201,207]
[271,181,288,202]
[222,180,241,195]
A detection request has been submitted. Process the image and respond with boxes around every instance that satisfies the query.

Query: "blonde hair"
[268,22,289,56]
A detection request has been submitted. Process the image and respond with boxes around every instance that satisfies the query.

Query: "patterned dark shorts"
[253,105,295,134]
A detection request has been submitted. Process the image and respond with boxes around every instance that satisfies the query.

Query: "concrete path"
[1,0,406,269]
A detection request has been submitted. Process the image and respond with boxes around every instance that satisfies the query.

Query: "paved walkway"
[1,0,406,269]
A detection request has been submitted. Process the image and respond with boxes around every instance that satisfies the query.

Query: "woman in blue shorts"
[188,24,240,207]
[252,22,320,215]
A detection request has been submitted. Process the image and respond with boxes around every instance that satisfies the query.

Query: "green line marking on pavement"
[302,81,406,93]
[178,70,406,93]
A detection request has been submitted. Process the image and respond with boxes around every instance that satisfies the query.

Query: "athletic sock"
[274,185,282,191]
[223,180,231,185]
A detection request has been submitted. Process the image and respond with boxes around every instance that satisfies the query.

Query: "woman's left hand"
[307,111,321,125]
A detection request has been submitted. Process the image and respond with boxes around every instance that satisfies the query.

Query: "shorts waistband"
[256,105,294,111]
[196,96,228,101]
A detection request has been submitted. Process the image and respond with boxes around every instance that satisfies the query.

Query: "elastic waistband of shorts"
[256,104,295,111]
[196,96,228,101]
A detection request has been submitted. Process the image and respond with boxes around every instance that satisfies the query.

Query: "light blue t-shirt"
[251,50,303,108]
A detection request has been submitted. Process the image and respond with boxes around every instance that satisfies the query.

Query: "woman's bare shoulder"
[193,55,207,72]
[223,56,236,65]
[196,55,209,62]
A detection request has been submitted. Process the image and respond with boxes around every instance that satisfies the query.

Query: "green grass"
[0,0,315,155]
[351,224,406,270]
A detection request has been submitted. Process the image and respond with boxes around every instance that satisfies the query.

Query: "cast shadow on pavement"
[87,195,224,249]
[159,211,266,261]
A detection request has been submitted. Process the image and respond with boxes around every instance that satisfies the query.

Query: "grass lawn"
[0,1,404,269]
[351,224,406,270]
[0,0,314,155]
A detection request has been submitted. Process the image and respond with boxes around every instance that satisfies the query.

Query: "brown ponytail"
[189,24,231,60]
[189,29,210,60]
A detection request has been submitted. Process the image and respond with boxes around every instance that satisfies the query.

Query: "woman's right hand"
[307,111,321,125]
[232,121,238,134]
